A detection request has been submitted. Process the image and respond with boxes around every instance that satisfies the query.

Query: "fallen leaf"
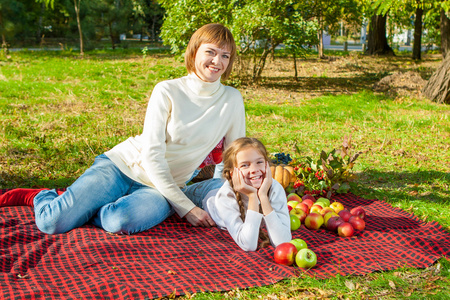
[420,191,432,197]
[167,270,177,275]
[389,280,396,289]
[345,280,355,290]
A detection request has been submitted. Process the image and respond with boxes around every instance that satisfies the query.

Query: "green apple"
[315,197,330,207]
[289,239,308,251]
[290,215,301,231]
[287,200,299,208]
[295,248,317,268]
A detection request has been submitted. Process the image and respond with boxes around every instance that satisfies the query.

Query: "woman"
[0,23,246,235]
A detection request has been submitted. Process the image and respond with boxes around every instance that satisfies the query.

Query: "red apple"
[296,202,309,214]
[320,207,335,217]
[274,242,298,265]
[338,209,352,222]
[287,193,302,203]
[330,201,345,213]
[304,212,324,230]
[326,216,344,232]
[350,206,366,220]
[302,199,314,209]
[323,211,339,226]
[337,222,355,237]
[302,194,316,202]
[348,215,366,231]
[290,208,307,223]
[310,204,323,214]
[287,205,293,213]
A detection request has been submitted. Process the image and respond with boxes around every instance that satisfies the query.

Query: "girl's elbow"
[241,244,258,252]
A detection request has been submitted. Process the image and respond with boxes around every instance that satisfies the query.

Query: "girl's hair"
[222,137,271,248]
[185,23,237,81]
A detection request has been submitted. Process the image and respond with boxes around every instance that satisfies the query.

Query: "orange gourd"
[270,164,297,189]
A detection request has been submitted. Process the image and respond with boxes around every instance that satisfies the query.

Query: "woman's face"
[235,147,266,189]
[194,43,231,82]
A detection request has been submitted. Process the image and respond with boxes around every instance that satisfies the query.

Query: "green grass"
[1,50,449,299]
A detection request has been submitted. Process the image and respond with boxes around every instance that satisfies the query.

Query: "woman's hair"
[185,23,237,81]
[222,137,271,248]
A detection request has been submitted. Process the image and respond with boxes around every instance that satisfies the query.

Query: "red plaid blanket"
[1,191,449,299]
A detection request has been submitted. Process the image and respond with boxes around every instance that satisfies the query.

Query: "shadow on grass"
[352,169,450,205]
[0,172,77,190]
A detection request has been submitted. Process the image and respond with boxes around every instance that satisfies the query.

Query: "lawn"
[0,48,449,299]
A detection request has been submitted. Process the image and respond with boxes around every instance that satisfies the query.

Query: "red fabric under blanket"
[1,190,449,299]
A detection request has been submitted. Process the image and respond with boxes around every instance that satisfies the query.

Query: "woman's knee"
[96,194,173,234]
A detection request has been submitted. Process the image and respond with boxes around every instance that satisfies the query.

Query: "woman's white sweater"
[105,73,246,217]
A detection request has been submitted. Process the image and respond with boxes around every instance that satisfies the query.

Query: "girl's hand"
[232,167,257,197]
[258,162,272,197]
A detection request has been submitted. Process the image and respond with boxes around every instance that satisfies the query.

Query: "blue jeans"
[34,154,224,234]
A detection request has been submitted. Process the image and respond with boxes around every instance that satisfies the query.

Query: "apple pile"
[287,193,366,237]
[274,239,317,268]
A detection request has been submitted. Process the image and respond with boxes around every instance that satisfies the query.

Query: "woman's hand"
[184,207,216,227]
[258,162,272,197]
[232,167,257,197]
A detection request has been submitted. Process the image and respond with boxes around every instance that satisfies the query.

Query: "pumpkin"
[270,164,297,189]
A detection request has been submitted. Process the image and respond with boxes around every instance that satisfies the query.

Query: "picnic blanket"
[1,190,450,299]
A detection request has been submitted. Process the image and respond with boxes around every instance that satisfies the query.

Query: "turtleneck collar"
[186,72,222,97]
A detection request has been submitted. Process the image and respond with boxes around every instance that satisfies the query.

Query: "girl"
[203,137,291,251]
[0,23,245,234]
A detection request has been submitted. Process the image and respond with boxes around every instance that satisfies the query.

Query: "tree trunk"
[366,14,395,56]
[109,22,115,50]
[412,7,423,60]
[0,10,6,49]
[37,2,45,44]
[74,0,84,56]
[317,16,325,59]
[293,52,298,81]
[441,10,450,58]
[422,54,450,104]
[252,47,270,81]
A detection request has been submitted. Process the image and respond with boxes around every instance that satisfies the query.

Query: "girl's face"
[194,43,230,82]
[235,146,267,189]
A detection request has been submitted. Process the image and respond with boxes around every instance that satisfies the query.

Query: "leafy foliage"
[159,0,318,81]
[289,135,360,198]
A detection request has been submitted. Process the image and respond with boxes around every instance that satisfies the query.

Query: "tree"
[0,0,25,50]
[37,0,85,55]
[295,0,363,59]
[73,0,83,54]
[422,54,450,103]
[441,8,450,58]
[159,0,317,81]
[86,0,134,50]
[413,4,423,59]
[365,1,395,56]
[422,4,450,104]
[159,0,233,54]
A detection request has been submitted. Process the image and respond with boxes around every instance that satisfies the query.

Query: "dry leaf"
[167,270,177,275]
[17,274,29,279]
[389,280,396,289]
[345,280,355,290]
